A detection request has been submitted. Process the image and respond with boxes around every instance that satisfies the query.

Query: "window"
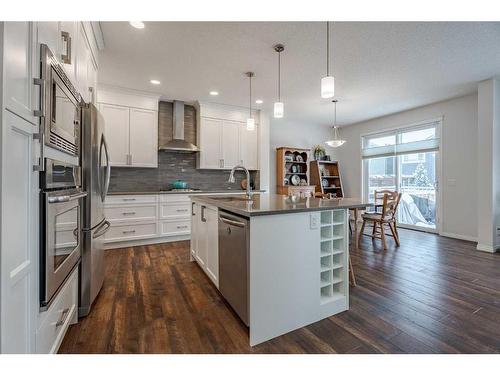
[361,120,440,231]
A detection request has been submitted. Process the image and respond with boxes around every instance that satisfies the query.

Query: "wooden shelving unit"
[276,147,316,197]
[319,210,347,304]
[310,160,344,197]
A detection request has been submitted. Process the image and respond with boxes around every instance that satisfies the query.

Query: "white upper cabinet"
[199,118,223,169]
[3,22,37,125]
[129,108,158,168]
[197,102,260,170]
[100,103,130,167]
[98,88,159,168]
[221,120,240,169]
[36,22,60,60]
[239,124,259,170]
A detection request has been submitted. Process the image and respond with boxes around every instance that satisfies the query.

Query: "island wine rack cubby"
[319,209,348,304]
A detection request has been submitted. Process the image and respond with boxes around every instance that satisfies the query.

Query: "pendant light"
[321,22,335,99]
[246,72,255,131]
[273,44,284,118]
[325,100,346,147]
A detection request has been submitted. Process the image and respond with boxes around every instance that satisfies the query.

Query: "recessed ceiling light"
[150,79,161,85]
[130,21,145,29]
[209,91,219,96]
[255,99,263,104]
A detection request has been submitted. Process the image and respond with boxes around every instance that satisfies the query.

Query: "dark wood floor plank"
[59,229,500,354]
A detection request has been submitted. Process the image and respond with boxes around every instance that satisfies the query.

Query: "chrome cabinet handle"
[191,202,196,216]
[33,77,46,171]
[123,198,136,201]
[201,205,207,222]
[55,308,70,327]
[61,31,72,64]
[122,211,136,215]
[176,209,188,212]
[33,78,46,118]
[177,225,188,229]
[122,230,136,234]
[48,191,87,203]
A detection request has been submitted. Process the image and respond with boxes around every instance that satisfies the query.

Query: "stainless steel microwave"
[35,44,82,156]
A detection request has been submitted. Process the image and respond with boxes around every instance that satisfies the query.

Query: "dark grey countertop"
[191,193,373,217]
[107,189,266,196]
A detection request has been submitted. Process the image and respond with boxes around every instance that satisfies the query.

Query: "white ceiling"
[98,21,500,126]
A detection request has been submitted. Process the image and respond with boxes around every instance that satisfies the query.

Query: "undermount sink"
[210,196,253,202]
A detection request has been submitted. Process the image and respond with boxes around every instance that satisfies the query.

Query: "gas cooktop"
[161,188,201,192]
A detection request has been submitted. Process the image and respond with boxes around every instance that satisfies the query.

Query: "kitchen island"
[190,193,370,346]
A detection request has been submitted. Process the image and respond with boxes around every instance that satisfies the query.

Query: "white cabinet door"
[100,104,130,166]
[1,110,38,353]
[36,22,60,60]
[199,117,222,169]
[59,21,77,83]
[75,23,91,103]
[195,204,208,267]
[204,206,219,287]
[190,202,197,258]
[239,124,259,170]
[221,120,240,169]
[129,108,158,168]
[3,22,37,125]
[86,57,97,105]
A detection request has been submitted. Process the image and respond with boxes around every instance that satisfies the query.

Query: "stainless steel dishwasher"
[218,210,250,326]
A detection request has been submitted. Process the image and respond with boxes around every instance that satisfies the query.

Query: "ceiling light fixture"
[246,72,255,131]
[130,21,145,29]
[321,22,335,99]
[255,99,263,104]
[273,44,285,119]
[150,79,161,85]
[325,100,345,147]
[209,91,219,96]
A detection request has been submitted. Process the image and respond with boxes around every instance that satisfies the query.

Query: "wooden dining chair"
[358,191,402,250]
[373,189,395,213]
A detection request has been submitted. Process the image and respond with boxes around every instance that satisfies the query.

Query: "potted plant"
[312,144,326,160]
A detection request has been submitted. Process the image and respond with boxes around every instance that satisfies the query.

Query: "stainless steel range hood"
[159,100,200,152]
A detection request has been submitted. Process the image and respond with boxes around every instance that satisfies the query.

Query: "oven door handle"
[47,191,87,204]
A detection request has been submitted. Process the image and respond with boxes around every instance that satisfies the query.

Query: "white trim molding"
[440,232,477,243]
[476,243,500,253]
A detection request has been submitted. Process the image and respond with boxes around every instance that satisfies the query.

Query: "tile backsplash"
[108,152,259,192]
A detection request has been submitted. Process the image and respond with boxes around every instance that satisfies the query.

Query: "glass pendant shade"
[325,126,345,148]
[273,102,284,118]
[321,75,335,98]
[246,118,255,131]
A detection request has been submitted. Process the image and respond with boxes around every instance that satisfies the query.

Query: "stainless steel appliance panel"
[40,189,87,308]
[218,211,249,326]
[79,104,111,317]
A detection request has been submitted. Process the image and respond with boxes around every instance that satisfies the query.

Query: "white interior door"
[129,108,158,167]
[100,104,129,166]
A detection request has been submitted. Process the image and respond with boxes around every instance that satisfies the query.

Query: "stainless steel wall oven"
[40,159,86,309]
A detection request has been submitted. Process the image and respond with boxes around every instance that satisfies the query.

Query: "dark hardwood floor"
[59,229,500,354]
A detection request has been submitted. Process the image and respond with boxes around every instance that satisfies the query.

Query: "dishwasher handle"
[219,215,246,228]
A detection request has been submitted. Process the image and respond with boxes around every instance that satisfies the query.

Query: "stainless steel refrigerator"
[79,103,111,317]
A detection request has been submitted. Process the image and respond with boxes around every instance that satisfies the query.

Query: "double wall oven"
[40,159,86,309]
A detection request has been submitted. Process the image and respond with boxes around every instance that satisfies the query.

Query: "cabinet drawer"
[105,194,158,205]
[160,219,191,236]
[105,204,157,222]
[105,222,158,242]
[36,267,78,353]
[159,194,191,203]
[159,202,191,219]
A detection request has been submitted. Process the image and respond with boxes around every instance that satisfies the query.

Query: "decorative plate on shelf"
[322,179,329,187]
[296,155,304,162]
[291,174,300,186]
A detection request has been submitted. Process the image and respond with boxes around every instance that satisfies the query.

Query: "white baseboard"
[476,243,500,253]
[440,232,478,243]
[104,234,190,250]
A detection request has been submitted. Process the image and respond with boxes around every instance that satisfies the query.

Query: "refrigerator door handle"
[93,219,111,239]
[102,134,111,201]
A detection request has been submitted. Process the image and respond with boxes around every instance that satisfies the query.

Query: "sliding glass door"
[362,120,440,233]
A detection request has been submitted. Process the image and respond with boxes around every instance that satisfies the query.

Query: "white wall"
[333,94,478,241]
[269,118,331,193]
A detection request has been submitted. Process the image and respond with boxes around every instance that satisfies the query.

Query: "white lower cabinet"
[36,267,78,354]
[191,202,219,288]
